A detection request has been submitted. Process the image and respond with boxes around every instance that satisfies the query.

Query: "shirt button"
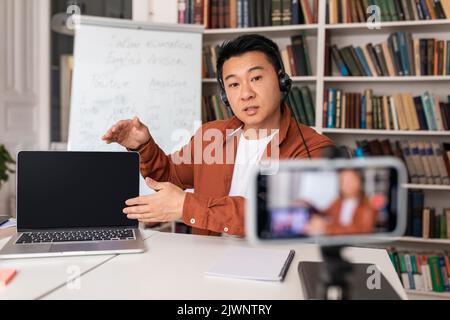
[224,227,229,233]
[190,218,196,224]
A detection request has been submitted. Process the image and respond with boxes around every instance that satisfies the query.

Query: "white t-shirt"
[228,130,277,198]
[339,198,359,226]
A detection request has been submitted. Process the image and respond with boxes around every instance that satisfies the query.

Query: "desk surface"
[0,229,406,300]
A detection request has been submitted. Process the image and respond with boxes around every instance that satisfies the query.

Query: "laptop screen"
[17,151,140,231]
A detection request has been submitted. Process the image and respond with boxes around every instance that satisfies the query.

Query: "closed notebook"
[205,247,295,282]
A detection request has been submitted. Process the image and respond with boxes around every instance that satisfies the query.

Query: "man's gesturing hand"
[102,116,151,150]
[123,177,186,224]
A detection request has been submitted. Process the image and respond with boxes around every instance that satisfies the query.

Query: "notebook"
[205,247,295,282]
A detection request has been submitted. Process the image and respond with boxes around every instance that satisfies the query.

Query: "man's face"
[222,51,282,129]
[340,170,362,198]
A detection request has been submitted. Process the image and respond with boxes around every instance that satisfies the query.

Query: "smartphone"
[246,157,408,245]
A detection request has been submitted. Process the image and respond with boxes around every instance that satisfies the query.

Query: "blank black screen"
[17,151,140,231]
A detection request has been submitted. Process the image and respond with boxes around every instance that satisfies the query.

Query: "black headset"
[216,36,311,159]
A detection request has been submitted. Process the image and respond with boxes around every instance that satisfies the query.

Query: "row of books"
[287,86,316,126]
[407,191,450,239]
[328,33,450,77]
[202,33,313,78]
[328,0,450,24]
[353,139,450,185]
[177,0,318,28]
[323,89,450,131]
[388,249,450,292]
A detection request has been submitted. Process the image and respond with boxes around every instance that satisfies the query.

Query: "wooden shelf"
[324,76,450,82]
[403,184,450,191]
[202,76,317,83]
[320,128,450,136]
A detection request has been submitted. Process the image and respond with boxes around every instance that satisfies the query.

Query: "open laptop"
[0,151,146,259]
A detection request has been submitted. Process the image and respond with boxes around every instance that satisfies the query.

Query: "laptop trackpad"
[50,242,117,252]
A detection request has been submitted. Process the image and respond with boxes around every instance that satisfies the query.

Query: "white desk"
[28,231,405,300]
[0,229,156,300]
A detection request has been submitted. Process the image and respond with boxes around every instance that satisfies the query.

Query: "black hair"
[216,34,283,84]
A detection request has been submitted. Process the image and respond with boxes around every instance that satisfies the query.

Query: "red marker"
[0,269,16,286]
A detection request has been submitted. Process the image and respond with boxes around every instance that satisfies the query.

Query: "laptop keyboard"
[15,229,136,244]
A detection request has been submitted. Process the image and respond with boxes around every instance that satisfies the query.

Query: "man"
[102,34,333,236]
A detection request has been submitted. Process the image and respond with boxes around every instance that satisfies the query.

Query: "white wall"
[0,0,50,216]
[133,0,177,23]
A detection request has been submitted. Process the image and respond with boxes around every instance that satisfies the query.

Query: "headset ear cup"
[279,72,291,92]
[279,72,292,100]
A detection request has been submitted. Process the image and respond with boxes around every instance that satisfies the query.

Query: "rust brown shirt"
[137,104,333,236]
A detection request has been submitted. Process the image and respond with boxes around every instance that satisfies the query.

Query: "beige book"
[424,142,442,184]
[281,49,292,76]
[389,96,399,130]
[442,0,450,20]
[433,96,445,130]
[414,39,421,76]
[431,142,450,185]
[422,208,430,239]
[409,141,427,184]
[381,42,396,76]
[418,142,434,184]
[394,94,407,130]
[426,0,438,19]
[229,0,237,28]
[382,96,391,130]
[401,93,419,130]
[60,54,74,143]
[210,46,218,75]
[203,0,210,28]
[330,0,339,24]
[407,93,420,130]
[394,94,409,130]
[362,46,378,77]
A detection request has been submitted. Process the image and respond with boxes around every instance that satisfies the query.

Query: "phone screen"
[256,165,401,240]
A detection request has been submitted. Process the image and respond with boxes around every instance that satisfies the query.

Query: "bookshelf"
[195,0,450,299]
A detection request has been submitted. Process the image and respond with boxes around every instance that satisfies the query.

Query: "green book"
[339,47,362,76]
[287,93,302,123]
[398,253,407,273]
[301,33,313,76]
[213,95,224,120]
[271,0,282,26]
[362,0,370,20]
[439,212,447,239]
[300,86,315,126]
[281,0,292,26]
[373,97,379,130]
[379,0,391,22]
[386,0,398,21]
[292,87,308,125]
[446,41,450,75]
[428,256,445,292]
